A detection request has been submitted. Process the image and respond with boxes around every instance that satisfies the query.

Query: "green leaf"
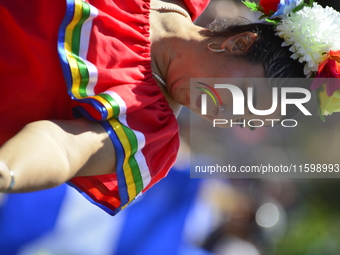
[318,106,326,122]
[259,14,268,20]
[316,89,326,122]
[242,0,260,12]
[265,18,279,25]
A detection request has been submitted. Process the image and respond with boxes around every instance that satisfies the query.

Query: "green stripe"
[100,93,121,118]
[72,2,91,55]
[121,125,144,194]
[72,2,91,97]
[77,60,89,97]
[67,2,143,196]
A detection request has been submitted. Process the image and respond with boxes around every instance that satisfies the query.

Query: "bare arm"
[0,118,116,192]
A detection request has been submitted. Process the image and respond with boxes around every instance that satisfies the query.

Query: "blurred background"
[1,0,340,255]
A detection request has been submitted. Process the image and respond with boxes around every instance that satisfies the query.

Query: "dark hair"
[202,18,309,118]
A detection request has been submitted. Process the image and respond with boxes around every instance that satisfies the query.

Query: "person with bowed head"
[1,0,339,215]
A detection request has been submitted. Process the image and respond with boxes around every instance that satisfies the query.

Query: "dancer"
[0,0,338,215]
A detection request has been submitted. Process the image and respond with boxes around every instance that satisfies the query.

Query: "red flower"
[259,0,280,15]
[311,50,340,96]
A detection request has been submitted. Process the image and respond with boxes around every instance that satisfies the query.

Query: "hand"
[0,118,116,192]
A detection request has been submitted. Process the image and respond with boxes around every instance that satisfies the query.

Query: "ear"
[221,32,257,55]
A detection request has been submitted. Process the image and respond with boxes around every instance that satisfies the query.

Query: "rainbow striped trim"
[58,0,151,214]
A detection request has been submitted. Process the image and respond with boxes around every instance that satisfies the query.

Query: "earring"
[207,42,226,53]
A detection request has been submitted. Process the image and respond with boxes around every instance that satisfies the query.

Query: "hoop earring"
[207,42,226,53]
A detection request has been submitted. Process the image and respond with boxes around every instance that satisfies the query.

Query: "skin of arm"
[0,118,116,192]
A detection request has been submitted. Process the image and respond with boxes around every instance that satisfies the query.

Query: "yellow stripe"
[108,118,137,201]
[64,0,84,99]
[64,1,114,119]
[121,203,129,210]
[88,95,114,119]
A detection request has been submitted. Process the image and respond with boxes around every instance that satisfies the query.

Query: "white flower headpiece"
[243,0,340,119]
[276,3,340,77]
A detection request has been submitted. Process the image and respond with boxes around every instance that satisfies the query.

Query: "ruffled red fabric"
[0,1,77,146]
[0,0,210,215]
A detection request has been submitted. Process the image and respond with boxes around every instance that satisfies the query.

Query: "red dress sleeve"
[58,0,180,215]
[0,0,209,216]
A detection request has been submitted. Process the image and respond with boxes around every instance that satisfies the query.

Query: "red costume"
[0,0,209,215]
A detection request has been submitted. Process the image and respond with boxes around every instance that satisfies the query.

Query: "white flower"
[275,3,340,77]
